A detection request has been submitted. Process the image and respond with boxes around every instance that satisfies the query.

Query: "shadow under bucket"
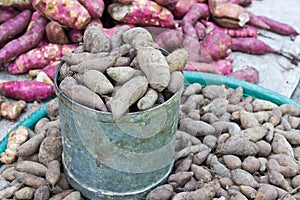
[54,63,182,200]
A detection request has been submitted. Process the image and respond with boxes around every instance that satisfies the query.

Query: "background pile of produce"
[0,0,299,121]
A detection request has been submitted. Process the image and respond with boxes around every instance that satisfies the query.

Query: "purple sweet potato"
[78,0,105,18]
[194,21,206,40]
[0,9,32,44]
[68,29,83,43]
[173,0,198,18]
[0,0,33,9]
[32,0,91,29]
[182,3,210,25]
[184,61,222,74]
[212,59,233,75]
[202,20,258,38]
[0,7,18,24]
[108,0,177,28]
[8,43,77,74]
[258,16,299,38]
[230,37,279,55]
[45,21,70,44]
[200,29,232,60]
[0,80,53,101]
[155,28,183,52]
[183,36,213,63]
[41,61,61,81]
[226,66,259,83]
[0,14,48,64]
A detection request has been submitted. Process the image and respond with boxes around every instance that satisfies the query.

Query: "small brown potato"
[256,140,272,157]
[38,136,62,166]
[219,136,259,156]
[69,55,117,73]
[62,191,82,200]
[57,173,70,190]
[137,47,170,92]
[228,86,243,104]
[61,52,109,65]
[17,153,39,162]
[207,155,231,178]
[291,175,300,188]
[46,98,59,120]
[269,108,282,126]
[239,110,260,129]
[201,85,228,100]
[166,48,189,72]
[137,88,158,110]
[167,71,184,94]
[14,186,36,200]
[83,25,111,53]
[114,56,131,66]
[175,153,193,173]
[48,189,74,200]
[0,182,22,199]
[110,25,131,49]
[202,98,228,117]
[231,169,259,188]
[255,184,278,200]
[167,171,194,188]
[251,99,278,111]
[278,104,300,116]
[46,127,61,137]
[187,109,201,120]
[223,155,242,170]
[184,177,197,191]
[268,170,293,192]
[202,135,217,149]
[201,113,218,124]
[106,66,144,85]
[122,27,154,48]
[17,132,46,157]
[219,177,234,189]
[274,129,300,145]
[272,133,294,157]
[34,184,50,200]
[15,160,47,176]
[179,117,216,136]
[145,184,173,200]
[111,76,148,119]
[62,84,108,111]
[110,44,133,57]
[182,83,202,97]
[242,156,260,173]
[288,116,300,128]
[186,181,216,200]
[58,76,77,93]
[294,146,300,161]
[2,166,19,181]
[191,164,212,183]
[46,160,61,186]
[83,70,114,95]
[14,172,47,188]
[193,149,210,165]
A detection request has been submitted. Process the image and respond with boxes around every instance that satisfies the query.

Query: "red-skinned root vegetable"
[108,0,177,28]
[8,43,77,74]
[0,14,48,64]
[78,0,105,18]
[68,29,83,43]
[41,61,61,81]
[226,66,259,83]
[154,28,183,52]
[0,100,27,120]
[0,80,53,101]
[202,20,258,38]
[182,3,210,25]
[172,0,198,19]
[200,29,232,60]
[45,21,70,44]
[230,37,279,55]
[258,16,299,39]
[0,7,18,24]
[0,126,29,164]
[184,61,222,74]
[0,9,32,44]
[212,59,233,75]
[32,0,91,29]
[0,0,33,9]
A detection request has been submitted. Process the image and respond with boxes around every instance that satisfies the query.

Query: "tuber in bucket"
[54,63,181,200]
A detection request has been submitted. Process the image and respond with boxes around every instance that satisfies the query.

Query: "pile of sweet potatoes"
[0,99,84,200]
[145,83,300,200]
[58,25,187,119]
[0,0,299,104]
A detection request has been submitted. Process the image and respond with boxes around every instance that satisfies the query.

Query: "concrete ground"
[0,0,300,139]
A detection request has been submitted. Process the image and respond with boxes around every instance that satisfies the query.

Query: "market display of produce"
[1,0,300,199]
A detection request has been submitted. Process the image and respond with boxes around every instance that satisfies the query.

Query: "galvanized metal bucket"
[54,63,182,200]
